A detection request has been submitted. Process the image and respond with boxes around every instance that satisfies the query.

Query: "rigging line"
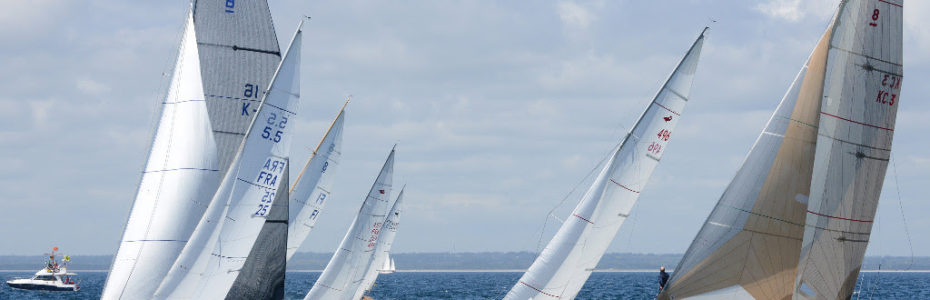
[890,154,915,270]
[533,139,619,254]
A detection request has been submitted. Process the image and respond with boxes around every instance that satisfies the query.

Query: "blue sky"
[0,0,927,257]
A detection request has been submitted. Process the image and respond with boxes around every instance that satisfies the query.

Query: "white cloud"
[76,78,111,95]
[557,1,597,29]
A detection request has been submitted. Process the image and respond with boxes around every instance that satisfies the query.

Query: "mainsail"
[504,28,707,300]
[355,188,407,300]
[102,11,220,300]
[305,148,395,300]
[794,0,903,299]
[286,104,347,261]
[104,0,280,298]
[152,24,303,299]
[659,27,830,300]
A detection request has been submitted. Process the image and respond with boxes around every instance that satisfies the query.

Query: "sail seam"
[819,133,892,151]
[877,0,902,8]
[197,42,281,56]
[667,88,689,102]
[820,112,893,131]
[163,99,206,104]
[721,204,803,227]
[829,46,903,68]
[214,130,246,136]
[262,101,298,115]
[518,281,560,298]
[806,210,873,223]
[206,94,261,103]
[143,167,219,173]
[654,102,681,116]
[609,179,641,193]
[776,114,818,129]
[572,213,594,224]
[236,177,277,190]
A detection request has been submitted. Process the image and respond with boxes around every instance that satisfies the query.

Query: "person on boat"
[658,266,670,291]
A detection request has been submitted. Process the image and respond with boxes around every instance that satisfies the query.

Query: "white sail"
[101,11,221,300]
[504,28,707,300]
[305,148,395,300]
[356,188,406,299]
[152,24,303,300]
[286,104,347,261]
[390,258,396,271]
[659,25,830,300]
[794,0,903,299]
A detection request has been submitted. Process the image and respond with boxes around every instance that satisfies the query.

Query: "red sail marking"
[609,179,641,194]
[820,112,894,131]
[806,210,874,223]
[519,281,561,298]
[572,214,594,225]
[654,102,681,116]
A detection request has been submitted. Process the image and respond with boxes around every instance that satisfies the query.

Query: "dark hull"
[7,282,78,292]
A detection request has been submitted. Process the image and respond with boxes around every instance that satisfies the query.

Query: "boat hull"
[6,281,79,292]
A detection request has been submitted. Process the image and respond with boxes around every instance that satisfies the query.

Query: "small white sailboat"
[504,28,707,300]
[659,1,903,299]
[6,248,79,292]
[378,257,396,274]
[305,148,395,300]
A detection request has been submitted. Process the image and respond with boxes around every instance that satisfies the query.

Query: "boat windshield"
[35,275,57,281]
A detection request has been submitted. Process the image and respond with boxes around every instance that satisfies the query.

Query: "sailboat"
[305,148,396,300]
[151,22,304,300]
[378,256,397,274]
[504,28,707,300]
[658,1,902,299]
[102,0,280,299]
[286,102,347,261]
[357,188,407,299]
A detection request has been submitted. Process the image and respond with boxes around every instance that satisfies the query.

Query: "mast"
[305,148,396,300]
[504,28,707,300]
[153,23,303,300]
[794,0,903,298]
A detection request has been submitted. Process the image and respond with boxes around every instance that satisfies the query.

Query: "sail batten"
[505,28,706,300]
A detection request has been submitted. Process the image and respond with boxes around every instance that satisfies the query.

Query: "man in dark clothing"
[658,266,670,291]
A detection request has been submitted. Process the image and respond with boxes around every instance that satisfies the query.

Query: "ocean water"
[2,271,929,299]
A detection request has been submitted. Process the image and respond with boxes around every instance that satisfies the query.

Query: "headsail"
[504,28,707,300]
[305,148,395,300]
[101,11,221,300]
[794,0,903,299]
[354,187,406,300]
[152,24,303,299]
[286,103,347,261]
[658,24,830,300]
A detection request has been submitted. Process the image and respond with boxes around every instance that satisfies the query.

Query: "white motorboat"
[6,248,79,292]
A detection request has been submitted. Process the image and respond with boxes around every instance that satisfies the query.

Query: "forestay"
[504,28,707,300]
[152,25,303,299]
[354,188,406,300]
[305,149,395,300]
[286,105,347,261]
[794,0,903,299]
[658,24,831,300]
[102,11,221,300]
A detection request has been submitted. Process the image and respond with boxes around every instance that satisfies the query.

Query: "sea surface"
[2,271,929,299]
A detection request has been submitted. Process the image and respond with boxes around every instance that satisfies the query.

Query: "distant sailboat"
[659,1,902,299]
[102,0,280,298]
[305,148,396,300]
[357,188,407,299]
[504,28,707,300]
[152,22,303,300]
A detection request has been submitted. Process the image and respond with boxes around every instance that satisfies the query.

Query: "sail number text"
[253,157,286,217]
[225,0,235,14]
[262,112,288,143]
[367,222,383,248]
[875,74,902,106]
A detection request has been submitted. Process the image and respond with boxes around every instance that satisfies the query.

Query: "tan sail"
[659,22,833,300]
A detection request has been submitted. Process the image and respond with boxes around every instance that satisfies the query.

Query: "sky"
[0,0,927,258]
